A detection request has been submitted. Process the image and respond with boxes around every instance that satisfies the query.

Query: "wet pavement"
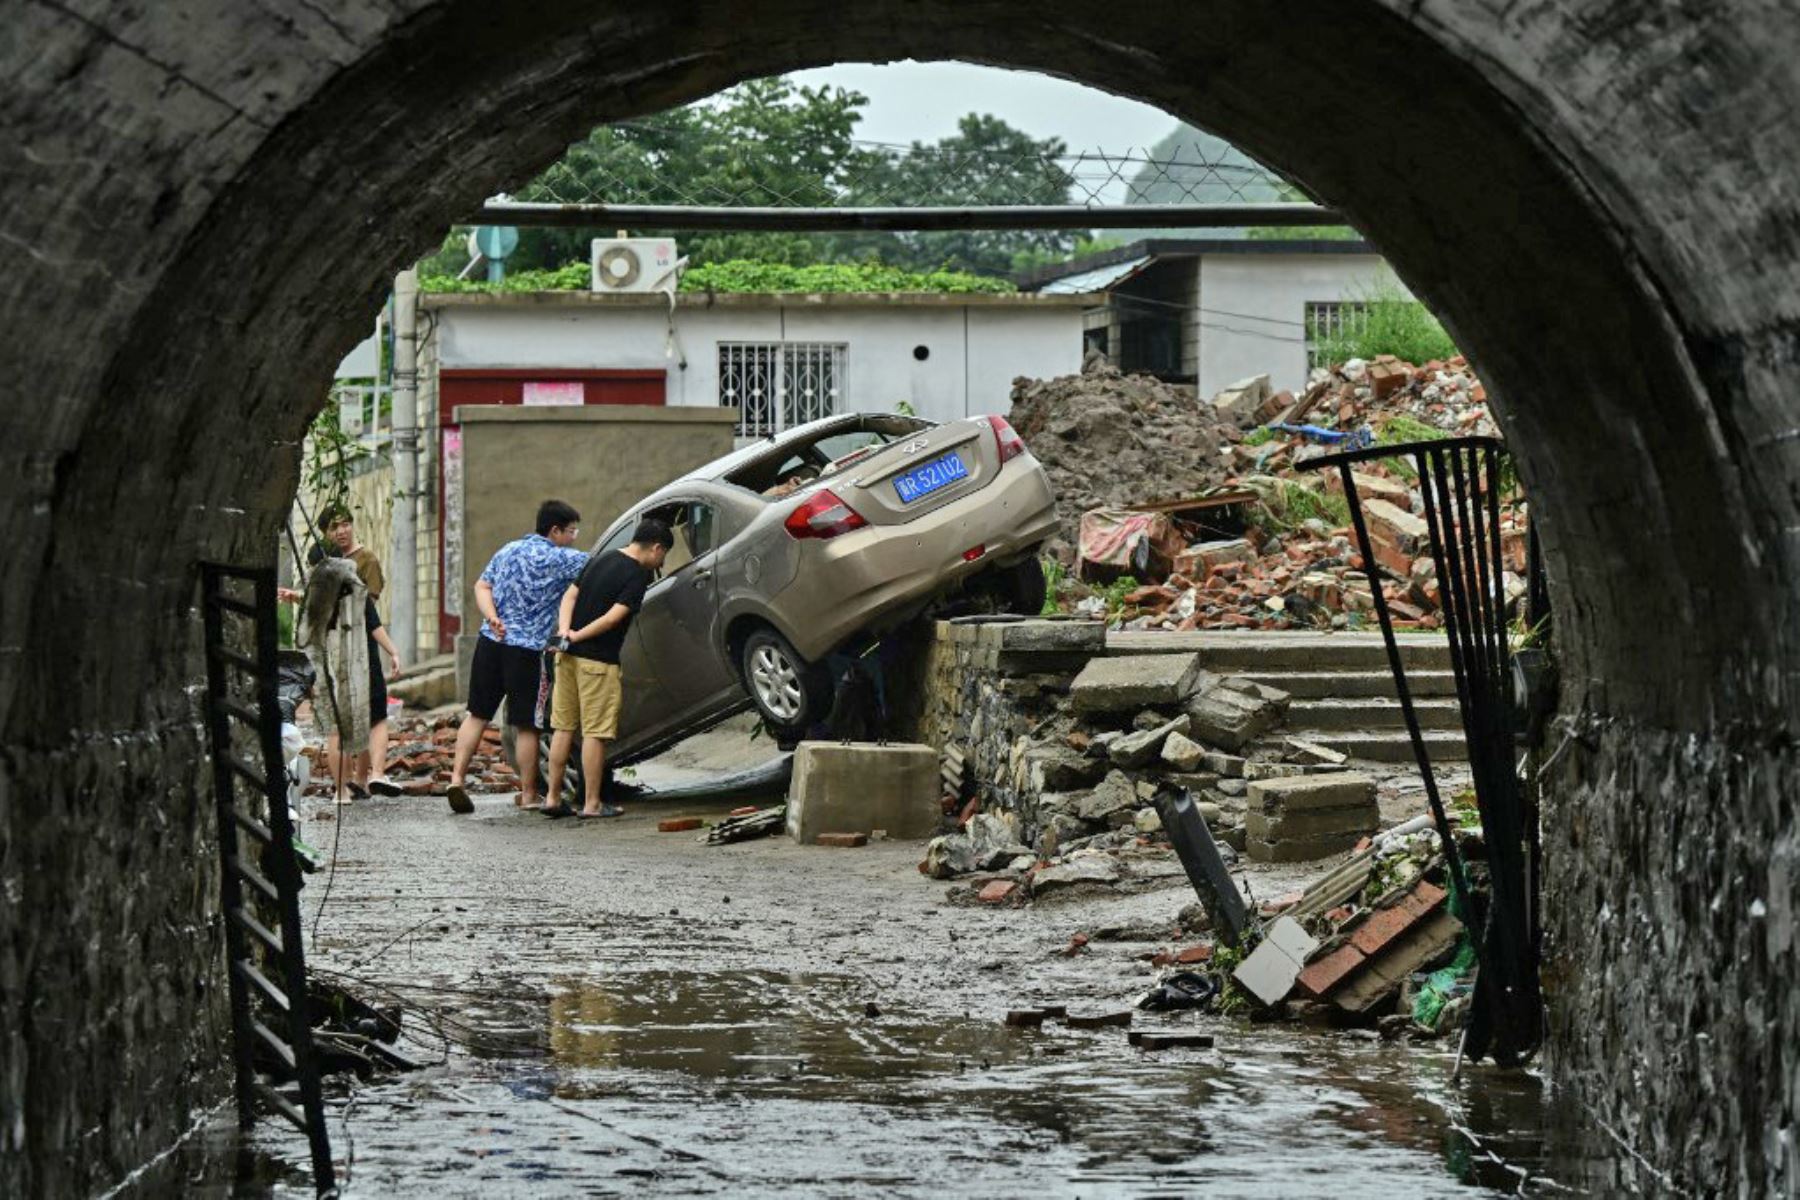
[148,730,1605,1197]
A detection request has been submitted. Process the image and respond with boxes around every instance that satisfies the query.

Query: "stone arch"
[3,2,1796,1193]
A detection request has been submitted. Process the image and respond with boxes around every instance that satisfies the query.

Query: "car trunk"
[825,418,1000,527]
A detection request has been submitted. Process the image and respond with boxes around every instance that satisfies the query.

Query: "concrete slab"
[787,742,939,844]
[1070,653,1204,714]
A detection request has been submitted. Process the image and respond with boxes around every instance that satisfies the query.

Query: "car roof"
[678,411,929,484]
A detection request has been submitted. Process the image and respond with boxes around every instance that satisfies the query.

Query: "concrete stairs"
[1105,631,1468,763]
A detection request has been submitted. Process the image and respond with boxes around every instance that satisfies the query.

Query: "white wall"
[1194,253,1398,398]
[434,301,1083,427]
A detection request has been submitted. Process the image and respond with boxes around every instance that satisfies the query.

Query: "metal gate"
[200,563,336,1194]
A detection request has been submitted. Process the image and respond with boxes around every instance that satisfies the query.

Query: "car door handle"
[693,569,713,585]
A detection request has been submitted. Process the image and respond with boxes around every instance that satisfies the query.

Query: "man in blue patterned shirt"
[446,499,589,814]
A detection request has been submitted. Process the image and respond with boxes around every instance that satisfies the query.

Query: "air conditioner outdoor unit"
[591,237,679,293]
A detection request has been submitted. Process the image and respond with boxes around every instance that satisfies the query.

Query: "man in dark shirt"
[543,517,672,817]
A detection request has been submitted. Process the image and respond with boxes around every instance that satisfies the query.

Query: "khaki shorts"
[551,655,623,740]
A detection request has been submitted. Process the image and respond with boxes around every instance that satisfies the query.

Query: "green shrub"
[1311,277,1458,366]
[420,258,1017,296]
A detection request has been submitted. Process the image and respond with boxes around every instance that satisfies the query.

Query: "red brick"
[1296,943,1367,998]
[1175,944,1213,964]
[658,817,705,833]
[1349,881,1447,957]
[729,805,759,816]
[977,880,1018,904]
[817,832,868,848]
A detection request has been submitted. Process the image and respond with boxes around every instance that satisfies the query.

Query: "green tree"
[502,77,869,271]
[825,114,1078,274]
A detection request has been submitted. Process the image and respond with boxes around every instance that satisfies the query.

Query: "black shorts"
[368,637,389,727]
[468,636,550,729]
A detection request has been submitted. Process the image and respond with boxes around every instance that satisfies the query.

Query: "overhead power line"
[475,201,1342,232]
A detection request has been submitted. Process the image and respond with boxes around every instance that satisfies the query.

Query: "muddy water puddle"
[173,968,1602,1196]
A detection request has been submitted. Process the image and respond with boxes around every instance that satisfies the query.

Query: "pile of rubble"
[1006,361,1240,558]
[1012,355,1528,633]
[921,648,1376,899]
[300,711,515,797]
[1223,816,1478,1037]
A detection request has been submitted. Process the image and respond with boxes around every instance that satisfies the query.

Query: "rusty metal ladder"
[200,563,336,1194]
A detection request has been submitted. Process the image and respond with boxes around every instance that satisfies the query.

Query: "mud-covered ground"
[151,723,1605,1197]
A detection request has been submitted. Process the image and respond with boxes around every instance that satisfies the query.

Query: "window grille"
[719,342,845,436]
[1305,301,1369,370]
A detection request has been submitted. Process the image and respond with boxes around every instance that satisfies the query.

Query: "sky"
[789,61,1181,157]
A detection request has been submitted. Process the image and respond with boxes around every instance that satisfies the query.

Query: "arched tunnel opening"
[3,2,1797,1194]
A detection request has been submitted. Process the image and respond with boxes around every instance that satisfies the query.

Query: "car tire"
[992,556,1048,616]
[741,626,828,737]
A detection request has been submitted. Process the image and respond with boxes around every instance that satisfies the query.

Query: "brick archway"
[4,3,1797,1192]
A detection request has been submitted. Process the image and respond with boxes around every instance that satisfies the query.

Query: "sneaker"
[367,777,402,798]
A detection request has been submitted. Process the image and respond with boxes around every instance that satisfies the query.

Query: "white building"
[420,288,1091,436]
[1020,238,1403,399]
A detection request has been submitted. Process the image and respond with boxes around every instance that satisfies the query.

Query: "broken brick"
[658,817,705,833]
[816,832,869,848]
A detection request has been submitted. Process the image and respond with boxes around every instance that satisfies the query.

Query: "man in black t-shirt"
[543,517,673,817]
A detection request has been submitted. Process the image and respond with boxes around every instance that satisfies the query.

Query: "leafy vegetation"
[680,260,1014,295]
[1280,480,1351,528]
[1241,426,1276,447]
[1310,278,1459,365]
[420,258,1016,296]
[1100,575,1141,614]
[1378,415,1451,446]
[1039,558,1067,617]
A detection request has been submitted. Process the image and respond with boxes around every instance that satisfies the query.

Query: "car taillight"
[986,415,1027,464]
[784,489,868,539]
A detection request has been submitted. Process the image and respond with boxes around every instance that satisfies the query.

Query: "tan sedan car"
[587,410,1058,764]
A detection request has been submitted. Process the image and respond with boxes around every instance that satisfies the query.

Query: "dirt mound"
[1007,362,1242,557]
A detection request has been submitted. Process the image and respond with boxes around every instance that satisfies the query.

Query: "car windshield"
[723,414,932,495]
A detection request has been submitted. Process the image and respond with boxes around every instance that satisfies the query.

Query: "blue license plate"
[893,452,969,504]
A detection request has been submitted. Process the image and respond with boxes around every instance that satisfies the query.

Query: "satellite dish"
[470,225,520,261]
[597,245,643,288]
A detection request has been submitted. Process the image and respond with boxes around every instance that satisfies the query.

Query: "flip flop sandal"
[347,781,370,800]
[540,805,574,819]
[599,804,624,818]
[577,810,607,820]
[367,778,402,798]
[446,784,474,815]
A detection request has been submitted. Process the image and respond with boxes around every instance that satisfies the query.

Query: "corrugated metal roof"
[1035,255,1152,295]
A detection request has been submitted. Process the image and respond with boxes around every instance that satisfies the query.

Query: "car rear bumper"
[775,458,1059,660]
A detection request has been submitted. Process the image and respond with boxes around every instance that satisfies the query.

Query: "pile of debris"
[922,649,1376,899]
[1220,814,1479,1037]
[1012,356,1528,633]
[1006,360,1241,559]
[300,712,515,797]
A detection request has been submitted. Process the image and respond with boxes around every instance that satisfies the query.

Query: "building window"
[718,342,845,437]
[1305,301,1369,370]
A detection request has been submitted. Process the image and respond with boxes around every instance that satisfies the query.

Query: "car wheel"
[992,556,1048,615]
[741,627,827,735]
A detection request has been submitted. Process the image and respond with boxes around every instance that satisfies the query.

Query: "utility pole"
[389,267,420,663]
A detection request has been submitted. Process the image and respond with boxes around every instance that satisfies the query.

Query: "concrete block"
[1245,832,1368,863]
[1160,730,1208,771]
[993,618,1108,654]
[1075,770,1139,823]
[1110,714,1192,767]
[1248,772,1378,814]
[1071,653,1204,714]
[787,741,939,844]
[1186,678,1289,751]
[1246,806,1380,842]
